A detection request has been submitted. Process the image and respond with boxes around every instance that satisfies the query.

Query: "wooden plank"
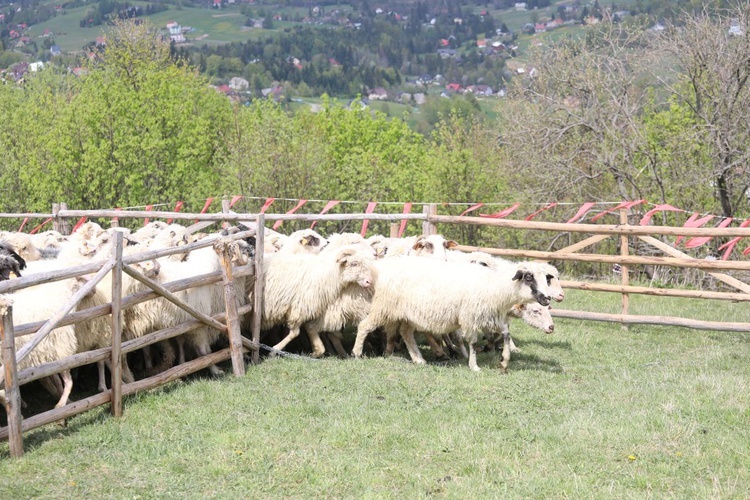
[620,209,630,327]
[553,234,611,255]
[551,308,750,332]
[559,280,750,301]
[638,235,750,294]
[216,240,245,376]
[1,302,23,457]
[454,245,750,271]
[432,214,750,238]
[251,214,265,365]
[110,232,123,418]
[123,264,228,333]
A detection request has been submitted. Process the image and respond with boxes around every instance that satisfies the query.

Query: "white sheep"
[351,257,553,372]
[259,246,376,356]
[0,279,81,410]
[276,228,328,255]
[301,241,378,358]
[0,231,42,262]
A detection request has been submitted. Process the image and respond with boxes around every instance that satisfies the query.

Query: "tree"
[654,5,750,217]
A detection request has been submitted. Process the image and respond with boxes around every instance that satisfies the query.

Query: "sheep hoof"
[510,347,522,354]
[311,349,325,358]
[414,359,427,365]
[470,366,481,373]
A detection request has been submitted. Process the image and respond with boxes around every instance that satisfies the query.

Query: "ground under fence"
[2,208,750,458]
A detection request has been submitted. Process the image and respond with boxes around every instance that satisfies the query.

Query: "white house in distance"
[166,21,186,43]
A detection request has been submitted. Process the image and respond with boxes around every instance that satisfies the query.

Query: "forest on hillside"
[0,4,749,253]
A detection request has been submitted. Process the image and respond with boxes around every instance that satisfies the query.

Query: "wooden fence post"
[60,202,70,235]
[221,197,230,229]
[110,231,124,417]
[389,222,399,238]
[620,208,630,330]
[251,214,265,365]
[0,299,23,458]
[52,203,61,233]
[216,239,245,376]
[422,204,437,236]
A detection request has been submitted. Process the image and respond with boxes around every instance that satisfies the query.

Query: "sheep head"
[336,247,375,289]
[512,264,552,306]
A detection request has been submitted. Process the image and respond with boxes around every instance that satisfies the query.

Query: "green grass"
[1,290,749,496]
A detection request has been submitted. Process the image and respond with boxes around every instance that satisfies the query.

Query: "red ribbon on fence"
[259,198,275,214]
[195,197,215,223]
[590,200,646,222]
[229,195,243,208]
[311,200,340,229]
[566,202,596,223]
[166,201,183,224]
[717,219,750,260]
[524,203,557,221]
[72,216,88,233]
[18,217,29,232]
[676,213,715,245]
[639,204,683,226]
[273,199,308,230]
[460,203,484,216]
[360,202,378,237]
[112,207,122,225]
[479,203,521,219]
[685,217,733,249]
[29,217,53,234]
[143,204,153,226]
[398,202,412,237]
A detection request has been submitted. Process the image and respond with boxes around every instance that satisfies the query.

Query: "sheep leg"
[142,345,154,370]
[509,334,521,354]
[500,327,511,373]
[305,326,326,358]
[327,332,349,359]
[176,336,186,365]
[467,341,481,372]
[54,370,74,409]
[398,323,426,365]
[39,375,62,398]
[97,360,108,392]
[424,332,447,359]
[383,322,400,356]
[195,342,224,377]
[451,332,468,359]
[352,317,379,358]
[271,324,302,356]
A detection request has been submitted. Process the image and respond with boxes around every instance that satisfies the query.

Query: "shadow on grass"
[514,339,573,350]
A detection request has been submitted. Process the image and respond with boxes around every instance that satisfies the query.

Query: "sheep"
[29,230,67,259]
[301,242,378,358]
[0,231,42,262]
[277,228,328,255]
[259,246,376,356]
[124,237,251,377]
[0,279,81,410]
[351,257,553,372]
[0,242,26,280]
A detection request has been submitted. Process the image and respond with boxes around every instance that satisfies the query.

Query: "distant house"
[466,84,493,96]
[29,61,44,72]
[413,93,426,105]
[437,48,457,59]
[534,23,546,33]
[229,76,249,91]
[95,36,106,47]
[170,34,186,43]
[515,2,527,11]
[368,87,388,101]
[476,39,487,48]
[446,83,463,92]
[50,45,61,56]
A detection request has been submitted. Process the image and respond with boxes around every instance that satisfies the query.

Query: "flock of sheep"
[0,220,562,414]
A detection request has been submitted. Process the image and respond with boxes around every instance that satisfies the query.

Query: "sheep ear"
[412,235,426,250]
[445,240,459,249]
[336,248,356,263]
[300,236,310,246]
[512,270,524,281]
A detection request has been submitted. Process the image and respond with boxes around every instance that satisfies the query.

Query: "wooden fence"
[1,204,750,458]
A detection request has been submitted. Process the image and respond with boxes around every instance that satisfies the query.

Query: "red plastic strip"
[166,201,184,224]
[479,203,521,219]
[676,213,714,245]
[360,202,378,237]
[72,216,88,233]
[459,203,484,217]
[590,199,646,222]
[685,217,733,248]
[524,203,557,221]
[398,202,413,237]
[311,200,340,229]
[273,199,308,230]
[566,202,596,223]
[639,204,683,226]
[143,204,153,226]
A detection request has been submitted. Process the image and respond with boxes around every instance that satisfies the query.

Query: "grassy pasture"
[1,288,749,497]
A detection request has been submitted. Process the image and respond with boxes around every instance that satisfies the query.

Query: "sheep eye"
[350,262,358,267]
[546,274,554,284]
[524,272,534,282]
